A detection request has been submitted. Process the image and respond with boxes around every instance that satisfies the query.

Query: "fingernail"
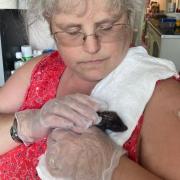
[85,120,93,129]
[94,116,102,125]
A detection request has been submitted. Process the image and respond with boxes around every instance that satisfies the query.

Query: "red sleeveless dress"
[0,51,144,179]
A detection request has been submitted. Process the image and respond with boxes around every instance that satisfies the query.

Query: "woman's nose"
[83,35,100,54]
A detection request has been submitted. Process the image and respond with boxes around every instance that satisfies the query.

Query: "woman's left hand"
[43,127,125,180]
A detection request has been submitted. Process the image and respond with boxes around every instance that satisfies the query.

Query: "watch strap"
[10,117,23,143]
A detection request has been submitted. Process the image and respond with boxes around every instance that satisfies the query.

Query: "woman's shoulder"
[150,77,180,109]
[0,54,46,113]
[143,77,180,115]
[142,78,180,137]
[31,51,65,74]
[139,78,180,179]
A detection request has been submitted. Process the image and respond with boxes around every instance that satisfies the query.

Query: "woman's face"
[51,0,132,82]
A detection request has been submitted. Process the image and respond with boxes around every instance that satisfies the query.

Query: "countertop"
[148,19,180,38]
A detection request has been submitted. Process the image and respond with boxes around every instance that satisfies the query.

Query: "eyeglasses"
[52,23,130,47]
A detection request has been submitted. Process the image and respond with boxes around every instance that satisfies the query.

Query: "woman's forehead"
[54,0,122,17]
[52,11,125,28]
[52,0,125,25]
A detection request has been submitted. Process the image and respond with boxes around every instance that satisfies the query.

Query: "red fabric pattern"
[0,50,166,179]
[0,51,65,180]
[123,116,144,162]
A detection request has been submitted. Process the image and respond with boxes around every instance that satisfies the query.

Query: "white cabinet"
[160,36,180,71]
[146,21,180,72]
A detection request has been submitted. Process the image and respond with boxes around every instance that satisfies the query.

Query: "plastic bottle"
[21,45,33,61]
[14,52,25,70]
[175,19,180,34]
[33,50,43,57]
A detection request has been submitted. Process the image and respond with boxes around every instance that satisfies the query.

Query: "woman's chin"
[78,71,108,83]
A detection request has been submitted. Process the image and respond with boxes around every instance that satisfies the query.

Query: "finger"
[52,99,95,128]
[60,96,102,125]
[41,98,92,128]
[42,103,93,129]
[69,93,108,111]
[40,113,74,129]
[71,126,87,134]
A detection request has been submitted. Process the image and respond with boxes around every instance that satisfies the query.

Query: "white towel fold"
[91,46,179,146]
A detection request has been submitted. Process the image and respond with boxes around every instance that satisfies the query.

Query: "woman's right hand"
[15,93,107,144]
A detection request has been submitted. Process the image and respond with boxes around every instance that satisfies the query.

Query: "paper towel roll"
[0,0,17,9]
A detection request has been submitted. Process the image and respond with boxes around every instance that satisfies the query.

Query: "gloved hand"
[41,127,125,180]
[15,93,107,144]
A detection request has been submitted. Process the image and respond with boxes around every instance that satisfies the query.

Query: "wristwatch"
[10,118,23,143]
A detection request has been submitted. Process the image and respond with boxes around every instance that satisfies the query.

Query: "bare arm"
[0,56,43,113]
[112,155,162,180]
[113,78,180,180]
[0,56,43,155]
[0,113,19,154]
[140,78,180,180]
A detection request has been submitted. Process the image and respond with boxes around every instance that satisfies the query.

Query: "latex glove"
[41,127,125,180]
[15,93,107,144]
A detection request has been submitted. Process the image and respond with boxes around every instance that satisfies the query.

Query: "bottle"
[21,45,33,61]
[14,52,25,70]
[173,0,176,12]
[175,19,180,34]
[33,50,43,57]
[167,0,176,12]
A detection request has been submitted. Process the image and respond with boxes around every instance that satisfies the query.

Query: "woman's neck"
[56,68,98,97]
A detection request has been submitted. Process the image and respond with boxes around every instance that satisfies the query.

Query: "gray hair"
[27,0,145,29]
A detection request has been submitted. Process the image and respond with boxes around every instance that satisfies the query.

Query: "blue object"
[42,49,55,54]
[159,18,176,23]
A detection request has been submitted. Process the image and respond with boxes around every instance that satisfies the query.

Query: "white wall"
[28,18,57,50]
[0,0,17,9]
[157,0,179,11]
[157,0,166,11]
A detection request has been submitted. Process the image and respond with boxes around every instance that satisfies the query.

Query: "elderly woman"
[0,0,180,179]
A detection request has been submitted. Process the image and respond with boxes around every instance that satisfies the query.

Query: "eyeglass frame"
[51,23,131,47]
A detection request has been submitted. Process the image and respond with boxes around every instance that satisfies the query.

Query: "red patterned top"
[0,51,144,179]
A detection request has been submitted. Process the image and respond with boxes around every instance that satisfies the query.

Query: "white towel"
[37,46,179,179]
[91,46,179,146]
